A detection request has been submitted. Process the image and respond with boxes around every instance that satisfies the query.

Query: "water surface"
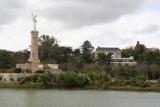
[0,89,159,107]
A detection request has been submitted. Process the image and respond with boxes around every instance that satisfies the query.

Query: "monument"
[28,14,40,64]
[16,14,59,73]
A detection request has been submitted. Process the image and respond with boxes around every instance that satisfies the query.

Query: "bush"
[19,73,54,84]
[130,75,148,88]
[37,73,52,84]
[57,72,89,88]
[20,75,34,84]
[88,71,103,81]
[102,72,111,82]
[75,73,89,87]
[111,77,129,86]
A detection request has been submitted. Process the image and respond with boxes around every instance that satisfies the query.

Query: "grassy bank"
[0,83,160,92]
[0,83,57,89]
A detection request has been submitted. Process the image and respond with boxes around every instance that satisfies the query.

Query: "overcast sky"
[0,0,159,51]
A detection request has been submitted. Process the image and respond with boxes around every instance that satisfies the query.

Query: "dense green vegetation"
[0,35,160,90]
[13,69,159,90]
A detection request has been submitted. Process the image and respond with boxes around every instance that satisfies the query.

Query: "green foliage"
[81,53,94,64]
[129,74,148,87]
[58,72,89,88]
[102,72,111,82]
[97,53,107,64]
[111,77,129,86]
[106,53,113,64]
[110,74,148,88]
[121,47,134,58]
[20,75,34,84]
[145,50,160,64]
[39,35,73,63]
[81,40,94,64]
[39,35,58,47]
[134,43,147,60]
[82,40,94,54]
[73,49,80,56]
[88,71,103,81]
[37,73,52,84]
[0,50,15,69]
[20,73,53,84]
[14,49,29,63]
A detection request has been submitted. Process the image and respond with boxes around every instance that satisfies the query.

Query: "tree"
[73,49,80,56]
[106,53,113,64]
[39,35,58,61]
[145,50,160,64]
[0,50,15,69]
[97,53,107,64]
[14,49,29,63]
[82,40,94,54]
[39,35,74,64]
[121,47,134,57]
[134,42,147,61]
[39,35,58,47]
[81,40,94,64]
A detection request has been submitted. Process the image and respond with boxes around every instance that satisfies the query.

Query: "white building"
[95,46,137,66]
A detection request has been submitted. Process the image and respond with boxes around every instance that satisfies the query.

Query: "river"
[0,89,159,107]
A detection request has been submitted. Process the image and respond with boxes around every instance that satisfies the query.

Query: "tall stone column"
[28,30,40,64]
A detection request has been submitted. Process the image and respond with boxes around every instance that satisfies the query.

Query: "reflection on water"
[0,89,160,107]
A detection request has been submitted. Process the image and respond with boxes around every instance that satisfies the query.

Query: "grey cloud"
[0,0,26,25]
[41,0,145,27]
[90,30,134,48]
[137,24,160,34]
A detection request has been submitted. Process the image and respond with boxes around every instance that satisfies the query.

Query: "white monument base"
[16,63,59,73]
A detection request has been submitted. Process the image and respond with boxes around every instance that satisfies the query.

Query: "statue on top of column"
[32,14,37,30]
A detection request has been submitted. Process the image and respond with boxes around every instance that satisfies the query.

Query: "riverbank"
[0,83,57,89]
[0,83,160,92]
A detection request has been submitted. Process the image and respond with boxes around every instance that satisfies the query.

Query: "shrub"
[131,75,148,87]
[57,72,89,88]
[88,71,103,81]
[19,74,38,84]
[75,73,89,87]
[111,77,129,86]
[102,72,111,82]
[37,73,52,84]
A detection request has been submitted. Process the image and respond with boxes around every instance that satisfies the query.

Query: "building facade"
[95,46,121,59]
[95,46,137,66]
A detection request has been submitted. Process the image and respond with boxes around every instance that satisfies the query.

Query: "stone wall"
[16,63,59,73]
[16,63,44,72]
[0,73,32,83]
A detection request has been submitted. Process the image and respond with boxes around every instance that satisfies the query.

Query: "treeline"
[1,35,160,76]
[122,42,160,64]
